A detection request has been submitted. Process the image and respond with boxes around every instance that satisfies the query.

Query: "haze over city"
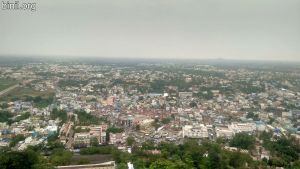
[1,0,300,61]
[1,1,300,169]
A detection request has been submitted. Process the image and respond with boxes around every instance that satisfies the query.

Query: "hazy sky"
[0,0,299,61]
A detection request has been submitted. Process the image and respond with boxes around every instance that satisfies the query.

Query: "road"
[0,80,33,97]
[66,129,74,149]
[0,84,19,97]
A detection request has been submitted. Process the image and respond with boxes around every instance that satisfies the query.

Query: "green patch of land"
[0,87,55,107]
[71,154,113,165]
[0,78,18,91]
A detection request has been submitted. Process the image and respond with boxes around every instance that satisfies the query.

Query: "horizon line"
[0,55,300,64]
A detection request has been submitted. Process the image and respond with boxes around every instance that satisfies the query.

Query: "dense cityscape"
[0,59,299,169]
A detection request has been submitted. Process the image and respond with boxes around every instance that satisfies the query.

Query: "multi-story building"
[73,125,106,147]
[109,132,127,145]
[215,125,234,138]
[182,124,209,139]
[230,122,256,133]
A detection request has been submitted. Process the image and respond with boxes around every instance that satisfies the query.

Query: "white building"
[215,126,234,138]
[230,122,256,133]
[73,125,106,146]
[109,132,127,145]
[182,124,208,139]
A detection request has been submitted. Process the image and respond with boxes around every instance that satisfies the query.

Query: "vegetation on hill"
[0,78,17,91]
[9,134,26,147]
[25,95,53,108]
[0,86,54,106]
[0,134,300,169]
[50,108,67,123]
[58,79,88,88]
[74,110,101,125]
[0,111,13,123]
[7,112,31,125]
[229,132,256,150]
[105,126,125,143]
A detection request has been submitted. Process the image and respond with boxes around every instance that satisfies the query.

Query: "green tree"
[106,127,124,142]
[142,140,155,150]
[75,110,101,125]
[0,111,13,123]
[229,132,256,150]
[208,145,223,169]
[246,112,260,121]
[161,118,171,124]
[292,160,300,169]
[9,134,26,147]
[189,101,197,108]
[135,124,140,131]
[50,149,72,166]
[126,136,135,147]
[117,163,128,169]
[77,158,90,165]
[265,137,300,166]
[149,160,174,169]
[90,137,99,147]
[50,108,67,123]
[0,149,42,169]
[228,151,253,168]
[80,146,113,155]
[0,103,9,109]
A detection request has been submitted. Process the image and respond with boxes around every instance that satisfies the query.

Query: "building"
[59,122,73,144]
[230,122,256,133]
[215,126,234,138]
[179,92,193,99]
[109,132,127,145]
[73,125,106,147]
[73,132,90,146]
[182,125,209,139]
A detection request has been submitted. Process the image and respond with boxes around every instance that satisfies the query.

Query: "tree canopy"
[229,132,256,150]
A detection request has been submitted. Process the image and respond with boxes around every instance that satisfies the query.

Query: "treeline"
[74,110,101,125]
[240,85,265,94]
[260,131,300,168]
[193,90,214,100]
[58,79,88,88]
[25,96,53,108]
[0,111,30,125]
[1,136,300,169]
[9,134,26,147]
[106,126,124,133]
[149,78,202,93]
[0,149,48,169]
[74,133,300,169]
[50,109,105,125]
[229,132,256,150]
[0,133,71,169]
[105,126,124,143]
[0,111,13,123]
[51,108,67,123]
[8,112,31,125]
[80,140,259,169]
[80,145,114,155]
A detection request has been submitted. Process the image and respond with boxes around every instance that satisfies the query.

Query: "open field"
[0,78,18,91]
[0,86,55,102]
